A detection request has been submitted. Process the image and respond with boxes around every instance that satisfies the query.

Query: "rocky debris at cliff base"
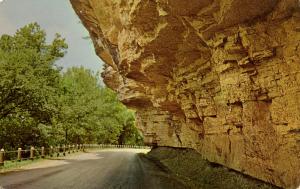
[146,147,280,189]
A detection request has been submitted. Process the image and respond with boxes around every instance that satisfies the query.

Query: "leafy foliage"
[58,67,143,145]
[0,23,143,149]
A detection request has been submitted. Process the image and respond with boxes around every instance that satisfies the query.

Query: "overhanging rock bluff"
[70,0,300,188]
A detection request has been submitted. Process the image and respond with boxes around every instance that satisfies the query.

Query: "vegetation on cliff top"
[0,23,143,150]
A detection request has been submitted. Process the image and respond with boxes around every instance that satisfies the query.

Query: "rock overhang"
[70,0,300,188]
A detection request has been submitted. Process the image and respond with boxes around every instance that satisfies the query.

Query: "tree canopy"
[57,67,143,145]
[0,23,143,149]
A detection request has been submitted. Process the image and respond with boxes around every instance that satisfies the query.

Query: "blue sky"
[0,0,104,73]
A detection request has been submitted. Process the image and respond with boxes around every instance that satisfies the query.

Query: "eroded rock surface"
[70,0,300,188]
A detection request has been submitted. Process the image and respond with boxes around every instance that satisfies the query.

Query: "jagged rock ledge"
[70,0,300,188]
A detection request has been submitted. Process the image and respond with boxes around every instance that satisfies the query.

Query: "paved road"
[0,149,187,189]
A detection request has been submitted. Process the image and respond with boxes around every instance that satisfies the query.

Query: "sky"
[0,0,104,73]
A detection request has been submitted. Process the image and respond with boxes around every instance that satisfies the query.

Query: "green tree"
[0,23,142,150]
[0,23,67,148]
[59,67,143,145]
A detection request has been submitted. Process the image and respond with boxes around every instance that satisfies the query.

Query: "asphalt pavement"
[0,149,187,189]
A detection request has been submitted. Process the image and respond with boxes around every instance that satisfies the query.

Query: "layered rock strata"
[70,0,300,188]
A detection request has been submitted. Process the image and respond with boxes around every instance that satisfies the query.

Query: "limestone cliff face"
[70,0,300,188]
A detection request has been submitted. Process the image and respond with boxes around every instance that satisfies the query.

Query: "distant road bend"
[0,149,187,189]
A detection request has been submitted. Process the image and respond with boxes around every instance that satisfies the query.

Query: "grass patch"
[147,147,280,189]
[0,152,79,173]
[0,159,43,173]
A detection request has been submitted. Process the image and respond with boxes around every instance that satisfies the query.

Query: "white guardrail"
[0,144,151,167]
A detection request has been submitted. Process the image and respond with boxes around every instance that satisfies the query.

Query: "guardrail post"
[30,146,34,160]
[63,145,66,156]
[56,146,60,157]
[41,147,45,158]
[68,145,71,154]
[72,145,75,153]
[0,148,4,166]
[50,146,53,157]
[17,148,22,162]
[76,144,78,152]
